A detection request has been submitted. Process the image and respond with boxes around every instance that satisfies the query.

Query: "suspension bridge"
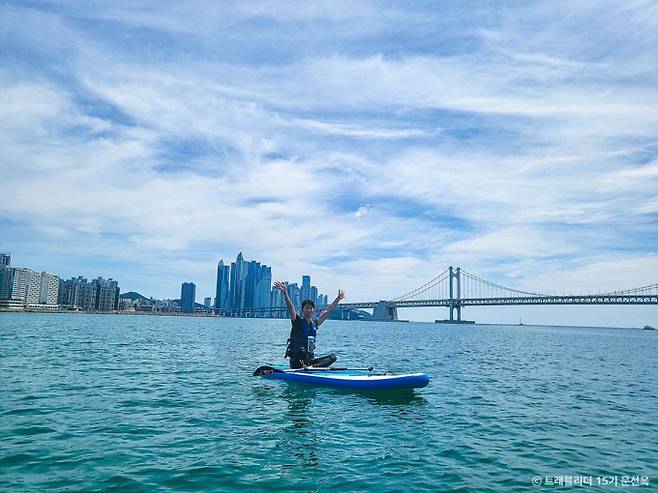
[218,266,658,321]
[338,266,658,321]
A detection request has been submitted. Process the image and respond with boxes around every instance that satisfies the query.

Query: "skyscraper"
[217,253,274,313]
[215,260,230,310]
[299,275,309,304]
[287,283,300,310]
[245,260,272,312]
[204,297,211,307]
[271,283,286,308]
[300,275,321,307]
[256,264,272,309]
[0,253,10,267]
[229,252,247,310]
[181,282,196,313]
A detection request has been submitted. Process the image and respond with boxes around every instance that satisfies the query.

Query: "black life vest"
[285,315,317,358]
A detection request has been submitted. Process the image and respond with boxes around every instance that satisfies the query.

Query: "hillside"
[119,291,148,301]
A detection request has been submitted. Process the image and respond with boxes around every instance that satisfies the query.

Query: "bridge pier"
[447,304,461,321]
[373,300,398,321]
[449,304,462,321]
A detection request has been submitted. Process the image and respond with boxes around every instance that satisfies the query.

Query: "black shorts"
[289,352,337,369]
[289,348,312,369]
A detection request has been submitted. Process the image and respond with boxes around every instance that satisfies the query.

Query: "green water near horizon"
[1,313,656,492]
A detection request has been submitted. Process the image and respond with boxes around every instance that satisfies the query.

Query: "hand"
[274,281,287,293]
[336,289,345,301]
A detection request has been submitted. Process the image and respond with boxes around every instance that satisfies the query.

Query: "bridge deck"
[339,295,658,310]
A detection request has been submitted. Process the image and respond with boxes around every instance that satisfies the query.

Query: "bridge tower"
[449,266,462,321]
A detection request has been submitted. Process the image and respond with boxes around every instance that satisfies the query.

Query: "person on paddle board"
[274,280,344,369]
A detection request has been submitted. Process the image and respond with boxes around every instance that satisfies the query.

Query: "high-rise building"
[204,297,211,307]
[0,266,14,300]
[38,272,60,306]
[10,268,42,306]
[299,275,322,308]
[77,283,97,310]
[94,277,120,311]
[10,268,29,301]
[181,282,196,313]
[215,260,230,310]
[287,282,300,310]
[58,277,79,306]
[245,260,272,312]
[72,281,97,310]
[271,283,286,307]
[58,276,100,310]
[229,252,247,310]
[300,275,310,303]
[216,253,337,317]
[271,281,290,318]
[25,270,41,305]
[0,254,14,302]
[258,265,272,308]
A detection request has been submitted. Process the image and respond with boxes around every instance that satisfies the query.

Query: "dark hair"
[301,299,315,309]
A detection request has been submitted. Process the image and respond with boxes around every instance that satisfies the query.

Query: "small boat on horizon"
[642,325,656,330]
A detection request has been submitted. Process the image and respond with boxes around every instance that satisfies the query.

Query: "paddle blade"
[253,365,280,376]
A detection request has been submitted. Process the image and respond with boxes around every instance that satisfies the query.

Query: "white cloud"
[1,0,657,328]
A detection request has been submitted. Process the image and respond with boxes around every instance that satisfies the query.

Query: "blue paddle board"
[260,367,429,390]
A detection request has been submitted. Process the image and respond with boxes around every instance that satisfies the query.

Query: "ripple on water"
[11,425,57,437]
[1,314,657,493]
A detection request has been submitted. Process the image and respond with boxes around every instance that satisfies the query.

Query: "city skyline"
[0,249,332,314]
[1,2,657,326]
[1,248,656,325]
[0,251,121,312]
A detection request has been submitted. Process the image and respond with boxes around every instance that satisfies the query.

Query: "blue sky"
[1,1,657,326]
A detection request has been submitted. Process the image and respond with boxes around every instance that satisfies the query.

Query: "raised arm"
[317,289,345,327]
[274,281,296,321]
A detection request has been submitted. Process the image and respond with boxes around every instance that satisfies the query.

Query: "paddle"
[253,366,373,376]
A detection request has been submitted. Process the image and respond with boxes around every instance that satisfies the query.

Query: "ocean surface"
[1,313,656,492]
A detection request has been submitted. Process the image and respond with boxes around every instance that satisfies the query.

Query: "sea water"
[1,313,656,492]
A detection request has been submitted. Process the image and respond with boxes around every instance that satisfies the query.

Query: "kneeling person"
[274,281,344,369]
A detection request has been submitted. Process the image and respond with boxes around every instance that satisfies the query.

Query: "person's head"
[301,299,315,318]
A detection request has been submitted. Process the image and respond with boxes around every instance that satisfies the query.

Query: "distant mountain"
[120,291,148,301]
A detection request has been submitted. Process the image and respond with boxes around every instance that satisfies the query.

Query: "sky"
[1,0,657,326]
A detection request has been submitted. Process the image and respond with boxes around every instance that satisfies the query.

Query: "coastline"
[0,308,223,318]
[0,309,653,330]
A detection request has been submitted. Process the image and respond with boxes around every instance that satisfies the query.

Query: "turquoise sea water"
[1,313,656,492]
